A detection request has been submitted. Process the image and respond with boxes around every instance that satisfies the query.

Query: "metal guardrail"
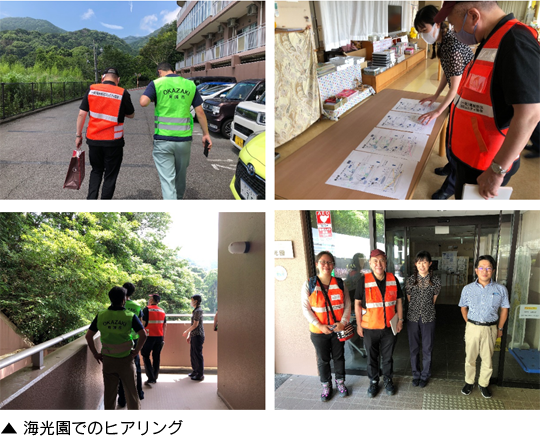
[0,313,217,372]
[0,325,89,371]
[0,81,93,120]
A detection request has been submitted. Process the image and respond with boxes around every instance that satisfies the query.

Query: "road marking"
[211,164,236,171]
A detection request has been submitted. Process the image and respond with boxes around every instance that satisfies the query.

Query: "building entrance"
[304,210,539,388]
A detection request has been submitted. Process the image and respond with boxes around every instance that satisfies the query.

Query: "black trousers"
[190,335,205,376]
[87,145,123,199]
[452,151,520,200]
[141,336,164,382]
[310,331,345,383]
[407,318,436,381]
[363,327,396,382]
[118,339,143,403]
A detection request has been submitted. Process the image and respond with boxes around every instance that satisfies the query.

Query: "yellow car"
[230,131,265,200]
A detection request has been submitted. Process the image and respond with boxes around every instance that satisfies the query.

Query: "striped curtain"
[497,1,530,22]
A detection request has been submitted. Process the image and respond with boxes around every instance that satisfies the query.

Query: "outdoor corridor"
[113,373,228,410]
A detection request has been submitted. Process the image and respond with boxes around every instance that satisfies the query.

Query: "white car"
[230,92,266,150]
[191,84,235,120]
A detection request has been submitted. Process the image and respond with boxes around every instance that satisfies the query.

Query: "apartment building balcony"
[175,24,265,70]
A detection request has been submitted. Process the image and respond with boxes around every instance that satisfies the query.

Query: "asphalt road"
[0,89,237,200]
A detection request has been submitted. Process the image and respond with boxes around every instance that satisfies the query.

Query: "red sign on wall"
[316,211,332,238]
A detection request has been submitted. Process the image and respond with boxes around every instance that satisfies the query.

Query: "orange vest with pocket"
[145,305,166,336]
[449,19,538,171]
[86,84,125,141]
[361,272,398,330]
[308,276,345,334]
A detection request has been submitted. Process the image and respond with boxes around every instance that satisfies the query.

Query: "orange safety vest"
[361,272,398,330]
[308,276,345,334]
[145,305,166,336]
[86,83,125,141]
[449,19,539,171]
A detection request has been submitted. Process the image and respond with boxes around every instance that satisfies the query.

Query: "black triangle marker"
[2,424,16,434]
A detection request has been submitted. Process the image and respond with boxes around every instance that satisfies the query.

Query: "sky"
[0,1,181,38]
[163,211,219,270]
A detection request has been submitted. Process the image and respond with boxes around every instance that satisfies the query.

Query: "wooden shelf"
[361,49,426,93]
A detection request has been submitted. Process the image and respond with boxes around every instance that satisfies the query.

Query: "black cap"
[102,67,119,76]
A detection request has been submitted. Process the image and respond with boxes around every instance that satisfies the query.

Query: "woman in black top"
[183,294,205,381]
[414,5,474,199]
[405,251,441,387]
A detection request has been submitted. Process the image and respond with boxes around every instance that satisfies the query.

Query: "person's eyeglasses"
[477,267,493,272]
[318,261,334,266]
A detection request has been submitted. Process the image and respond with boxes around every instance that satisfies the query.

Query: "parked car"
[196,82,234,93]
[187,76,236,86]
[230,131,265,200]
[191,84,235,120]
[230,92,265,150]
[202,79,265,139]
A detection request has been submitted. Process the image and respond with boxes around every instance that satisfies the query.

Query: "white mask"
[421,24,440,45]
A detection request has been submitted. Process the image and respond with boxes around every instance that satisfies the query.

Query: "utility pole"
[93,40,98,83]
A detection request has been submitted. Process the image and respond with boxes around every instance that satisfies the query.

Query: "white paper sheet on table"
[377,110,436,135]
[391,98,441,115]
[325,149,417,199]
[355,127,428,161]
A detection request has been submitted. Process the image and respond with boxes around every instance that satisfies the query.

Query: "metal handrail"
[0,325,89,371]
[1,313,217,371]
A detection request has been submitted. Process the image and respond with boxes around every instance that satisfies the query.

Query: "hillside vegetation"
[0,213,217,344]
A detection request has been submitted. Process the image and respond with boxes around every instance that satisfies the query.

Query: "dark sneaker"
[191,375,205,381]
[117,401,126,408]
[321,382,332,402]
[188,372,197,377]
[384,378,396,396]
[419,379,428,388]
[480,386,492,398]
[461,383,474,395]
[138,392,144,400]
[367,380,379,398]
[335,379,349,397]
[412,379,420,387]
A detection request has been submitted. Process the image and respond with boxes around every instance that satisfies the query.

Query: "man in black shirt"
[355,249,404,398]
[435,2,540,199]
[75,67,135,199]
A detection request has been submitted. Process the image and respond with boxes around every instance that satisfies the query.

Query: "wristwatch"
[398,318,404,322]
[490,161,509,175]
[498,327,503,331]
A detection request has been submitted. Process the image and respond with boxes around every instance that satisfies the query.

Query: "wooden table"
[275,89,449,200]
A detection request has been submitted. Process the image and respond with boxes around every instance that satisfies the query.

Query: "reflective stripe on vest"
[87,84,125,141]
[449,19,538,170]
[101,341,133,355]
[360,272,398,330]
[308,277,345,334]
[153,76,195,138]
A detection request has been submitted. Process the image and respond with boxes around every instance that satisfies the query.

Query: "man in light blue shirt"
[458,255,510,399]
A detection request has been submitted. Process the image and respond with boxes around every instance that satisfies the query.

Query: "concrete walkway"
[275,374,540,410]
[0,90,236,200]
[116,373,228,410]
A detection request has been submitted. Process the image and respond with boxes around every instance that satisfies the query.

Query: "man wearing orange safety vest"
[76,67,135,199]
[355,249,404,398]
[141,293,166,384]
[433,2,540,199]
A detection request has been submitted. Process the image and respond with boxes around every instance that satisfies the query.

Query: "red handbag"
[63,149,85,190]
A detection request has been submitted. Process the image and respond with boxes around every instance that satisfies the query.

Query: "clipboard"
[463,183,513,200]
[390,313,399,335]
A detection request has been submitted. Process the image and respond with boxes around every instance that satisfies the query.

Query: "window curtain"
[498,1,530,22]
[319,1,417,50]
[275,30,321,148]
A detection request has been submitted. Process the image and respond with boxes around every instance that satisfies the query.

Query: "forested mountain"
[0,17,66,34]
[0,213,217,344]
[123,25,166,52]
[0,27,136,62]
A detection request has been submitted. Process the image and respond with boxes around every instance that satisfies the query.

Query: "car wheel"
[221,119,232,139]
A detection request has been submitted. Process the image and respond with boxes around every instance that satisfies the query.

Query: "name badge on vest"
[331,294,341,301]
